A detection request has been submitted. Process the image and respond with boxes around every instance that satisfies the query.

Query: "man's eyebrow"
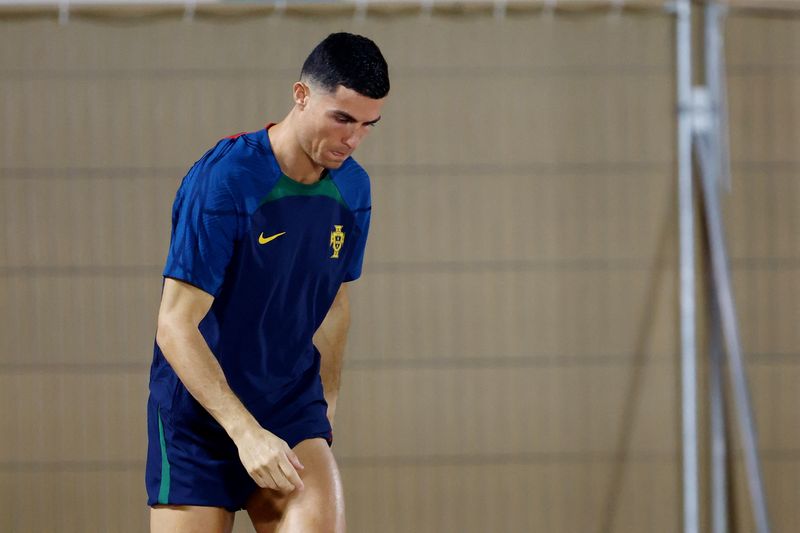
[334,110,381,125]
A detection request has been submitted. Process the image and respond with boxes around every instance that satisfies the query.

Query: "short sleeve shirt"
[152,126,371,408]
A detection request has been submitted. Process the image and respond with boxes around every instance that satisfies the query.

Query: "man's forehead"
[321,86,384,122]
[324,84,381,103]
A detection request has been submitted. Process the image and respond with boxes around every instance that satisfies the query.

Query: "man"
[146,33,389,533]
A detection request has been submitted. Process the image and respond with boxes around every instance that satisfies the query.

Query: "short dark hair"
[301,32,390,100]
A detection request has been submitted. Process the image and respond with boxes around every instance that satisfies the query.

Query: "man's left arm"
[314,283,351,428]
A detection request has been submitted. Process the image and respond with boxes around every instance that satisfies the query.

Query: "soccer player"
[145,33,389,533]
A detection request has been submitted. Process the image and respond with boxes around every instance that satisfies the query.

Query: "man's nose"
[343,130,360,150]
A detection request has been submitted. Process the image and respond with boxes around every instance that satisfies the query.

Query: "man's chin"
[321,159,346,170]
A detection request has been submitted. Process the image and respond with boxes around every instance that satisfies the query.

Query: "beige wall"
[0,9,797,533]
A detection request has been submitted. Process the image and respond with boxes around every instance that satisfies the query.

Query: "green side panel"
[157,410,171,505]
[260,174,347,207]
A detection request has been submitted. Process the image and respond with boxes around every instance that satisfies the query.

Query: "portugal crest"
[330,225,345,259]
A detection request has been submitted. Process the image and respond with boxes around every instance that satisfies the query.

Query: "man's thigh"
[150,505,235,533]
[245,438,345,533]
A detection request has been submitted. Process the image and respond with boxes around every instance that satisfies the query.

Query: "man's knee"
[251,490,344,533]
[279,506,345,533]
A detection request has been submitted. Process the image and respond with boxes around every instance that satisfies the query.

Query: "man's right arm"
[156,277,305,493]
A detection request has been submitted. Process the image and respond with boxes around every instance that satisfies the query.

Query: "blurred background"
[0,1,799,531]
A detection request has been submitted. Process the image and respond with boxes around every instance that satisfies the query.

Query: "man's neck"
[268,115,325,184]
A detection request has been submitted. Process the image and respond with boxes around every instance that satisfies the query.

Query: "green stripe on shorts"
[157,409,171,504]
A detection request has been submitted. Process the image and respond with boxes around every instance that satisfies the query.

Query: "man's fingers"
[252,468,276,490]
[266,465,295,493]
[287,449,305,471]
[236,432,304,493]
[267,465,295,493]
[278,454,305,492]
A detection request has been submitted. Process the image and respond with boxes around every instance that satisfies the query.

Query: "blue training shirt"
[149,125,371,413]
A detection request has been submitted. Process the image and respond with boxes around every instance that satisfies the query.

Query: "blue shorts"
[145,359,332,512]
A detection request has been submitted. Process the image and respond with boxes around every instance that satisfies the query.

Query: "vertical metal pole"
[676,1,699,532]
[696,143,773,533]
[704,4,729,532]
[705,2,722,188]
[704,1,730,191]
[700,4,771,531]
[706,1,732,192]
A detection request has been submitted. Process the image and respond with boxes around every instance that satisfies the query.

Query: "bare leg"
[150,505,235,533]
[246,438,345,533]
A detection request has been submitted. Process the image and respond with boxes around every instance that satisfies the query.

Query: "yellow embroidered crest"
[330,225,345,259]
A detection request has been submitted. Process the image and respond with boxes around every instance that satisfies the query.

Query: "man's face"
[295,83,386,169]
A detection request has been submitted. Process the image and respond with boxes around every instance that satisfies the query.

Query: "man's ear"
[293,82,310,109]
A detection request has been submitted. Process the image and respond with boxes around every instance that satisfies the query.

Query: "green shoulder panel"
[259,174,347,208]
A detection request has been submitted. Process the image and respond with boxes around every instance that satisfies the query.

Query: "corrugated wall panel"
[0,9,798,533]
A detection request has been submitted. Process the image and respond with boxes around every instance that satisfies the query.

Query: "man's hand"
[234,426,305,493]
